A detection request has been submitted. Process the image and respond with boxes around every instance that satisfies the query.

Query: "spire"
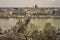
[34,4,38,8]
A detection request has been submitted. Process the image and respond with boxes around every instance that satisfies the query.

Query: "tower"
[34,4,38,8]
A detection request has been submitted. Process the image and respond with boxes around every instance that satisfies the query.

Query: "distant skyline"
[0,0,60,7]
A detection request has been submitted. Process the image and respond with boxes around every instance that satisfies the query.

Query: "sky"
[0,0,60,7]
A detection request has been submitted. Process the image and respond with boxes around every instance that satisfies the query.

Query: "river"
[0,18,19,31]
[0,18,60,31]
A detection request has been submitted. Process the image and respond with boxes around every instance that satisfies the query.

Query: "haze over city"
[0,0,60,7]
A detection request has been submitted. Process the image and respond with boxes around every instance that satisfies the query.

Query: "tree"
[0,27,2,34]
[43,22,56,40]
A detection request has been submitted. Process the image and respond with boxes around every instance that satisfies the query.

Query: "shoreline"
[0,16,60,19]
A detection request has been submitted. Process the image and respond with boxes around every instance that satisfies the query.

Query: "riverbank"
[0,16,60,19]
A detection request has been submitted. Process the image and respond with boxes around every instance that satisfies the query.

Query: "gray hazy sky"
[0,0,60,7]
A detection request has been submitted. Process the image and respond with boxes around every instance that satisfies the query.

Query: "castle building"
[23,4,58,16]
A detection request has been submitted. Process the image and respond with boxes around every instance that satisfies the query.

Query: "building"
[54,9,60,16]
[0,8,14,17]
[23,4,58,16]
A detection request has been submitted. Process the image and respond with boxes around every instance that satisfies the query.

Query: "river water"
[0,18,19,31]
[30,19,60,31]
[0,18,60,31]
